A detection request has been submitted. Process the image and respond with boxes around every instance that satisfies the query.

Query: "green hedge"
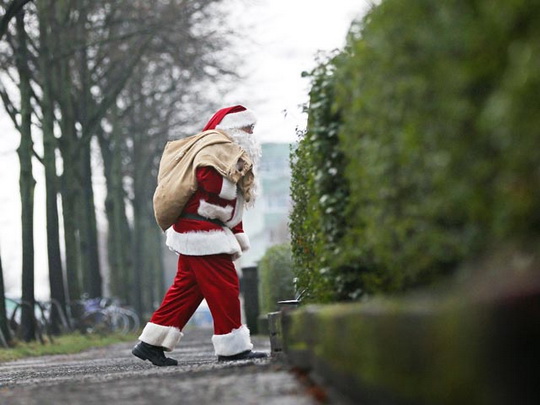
[258,244,295,314]
[290,54,366,303]
[290,0,540,302]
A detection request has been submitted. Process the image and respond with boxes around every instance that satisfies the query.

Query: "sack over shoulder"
[152,130,252,231]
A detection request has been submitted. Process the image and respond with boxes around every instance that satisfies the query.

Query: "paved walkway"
[0,327,345,405]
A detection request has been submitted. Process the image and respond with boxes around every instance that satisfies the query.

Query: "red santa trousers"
[138,253,253,356]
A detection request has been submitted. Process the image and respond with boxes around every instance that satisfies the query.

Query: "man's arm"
[231,222,250,252]
[196,166,237,200]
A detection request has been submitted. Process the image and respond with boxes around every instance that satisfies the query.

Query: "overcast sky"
[224,0,369,143]
[0,0,370,299]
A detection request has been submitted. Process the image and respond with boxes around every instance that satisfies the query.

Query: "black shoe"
[132,341,178,366]
[217,350,268,362]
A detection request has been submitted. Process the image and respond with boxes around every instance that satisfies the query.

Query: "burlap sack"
[153,130,253,231]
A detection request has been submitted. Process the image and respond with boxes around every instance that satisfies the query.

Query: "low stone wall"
[272,271,540,405]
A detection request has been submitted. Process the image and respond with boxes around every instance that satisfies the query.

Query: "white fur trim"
[225,193,244,228]
[235,233,250,252]
[219,178,237,200]
[215,109,257,130]
[139,322,184,352]
[166,227,242,256]
[198,200,233,222]
[212,325,253,356]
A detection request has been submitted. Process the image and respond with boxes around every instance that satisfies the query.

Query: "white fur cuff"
[235,233,250,252]
[219,178,237,200]
[212,325,253,356]
[198,200,233,223]
[139,322,184,352]
[166,227,242,256]
[225,194,244,228]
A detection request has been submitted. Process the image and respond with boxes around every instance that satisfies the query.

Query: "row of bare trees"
[0,0,239,342]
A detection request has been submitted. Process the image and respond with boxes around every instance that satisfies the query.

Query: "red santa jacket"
[165,166,250,257]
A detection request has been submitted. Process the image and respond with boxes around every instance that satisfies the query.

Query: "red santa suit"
[138,106,260,358]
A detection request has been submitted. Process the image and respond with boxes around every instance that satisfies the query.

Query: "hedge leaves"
[290,0,540,302]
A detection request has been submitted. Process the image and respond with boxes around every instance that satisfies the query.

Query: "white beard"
[226,128,262,205]
[227,129,262,169]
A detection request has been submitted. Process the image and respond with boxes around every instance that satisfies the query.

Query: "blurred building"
[240,142,292,268]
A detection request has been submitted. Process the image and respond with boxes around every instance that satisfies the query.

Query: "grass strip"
[0,332,139,363]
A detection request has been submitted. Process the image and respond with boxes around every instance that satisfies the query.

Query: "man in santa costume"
[132,105,267,366]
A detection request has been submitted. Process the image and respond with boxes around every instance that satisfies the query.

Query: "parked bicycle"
[70,297,140,335]
[2,295,140,347]
[3,297,51,344]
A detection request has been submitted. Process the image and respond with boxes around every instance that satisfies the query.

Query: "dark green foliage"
[290,54,365,303]
[335,0,540,294]
[290,0,540,302]
[258,244,295,313]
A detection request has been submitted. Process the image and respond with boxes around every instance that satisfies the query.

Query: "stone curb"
[271,273,540,405]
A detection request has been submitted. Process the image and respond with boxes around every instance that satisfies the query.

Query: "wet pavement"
[0,327,343,405]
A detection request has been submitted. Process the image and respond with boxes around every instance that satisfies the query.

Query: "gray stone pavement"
[0,327,348,405]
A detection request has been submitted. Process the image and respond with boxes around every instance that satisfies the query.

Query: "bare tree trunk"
[78,141,102,298]
[131,140,166,316]
[133,163,148,315]
[49,0,83,304]
[140,212,155,314]
[98,119,133,304]
[131,193,144,317]
[148,220,166,304]
[37,1,68,333]
[56,61,82,304]
[59,155,82,305]
[15,9,36,342]
[154,231,166,300]
[0,247,12,344]
[129,89,156,317]
[77,1,102,298]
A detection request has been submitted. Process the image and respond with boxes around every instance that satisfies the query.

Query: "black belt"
[180,213,225,227]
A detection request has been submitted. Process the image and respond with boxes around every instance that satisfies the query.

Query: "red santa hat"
[203,105,257,131]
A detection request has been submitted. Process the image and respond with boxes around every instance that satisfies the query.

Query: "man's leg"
[149,254,204,334]
[134,255,203,365]
[189,254,242,334]
[186,254,265,360]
